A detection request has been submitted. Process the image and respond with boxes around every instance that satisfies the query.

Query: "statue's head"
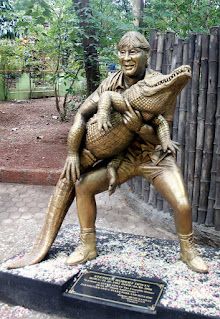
[117,31,150,78]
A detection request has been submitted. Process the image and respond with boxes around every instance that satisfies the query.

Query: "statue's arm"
[61,97,98,182]
[67,97,97,154]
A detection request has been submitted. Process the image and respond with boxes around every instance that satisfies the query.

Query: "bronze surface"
[7,31,208,273]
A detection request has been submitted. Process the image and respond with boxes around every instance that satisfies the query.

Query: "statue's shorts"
[116,148,191,228]
[116,148,182,186]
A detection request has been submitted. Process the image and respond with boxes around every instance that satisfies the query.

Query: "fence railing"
[0,71,68,101]
[128,27,220,230]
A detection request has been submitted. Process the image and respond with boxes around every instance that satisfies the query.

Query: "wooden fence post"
[213,26,220,230]
[177,40,189,173]
[214,51,220,229]
[172,35,182,142]
[187,34,202,203]
[198,27,219,224]
[206,27,219,226]
[127,28,219,230]
[192,34,209,221]
[149,29,158,70]
[155,32,164,72]
[142,178,150,203]
[184,34,196,189]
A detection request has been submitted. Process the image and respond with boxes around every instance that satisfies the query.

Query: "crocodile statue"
[7,64,191,269]
[74,64,191,168]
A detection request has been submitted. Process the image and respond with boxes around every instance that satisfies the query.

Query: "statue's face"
[118,46,148,78]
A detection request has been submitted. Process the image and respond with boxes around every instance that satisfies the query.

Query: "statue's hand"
[61,153,80,182]
[107,166,117,196]
[90,114,112,132]
[162,140,180,157]
[123,109,142,132]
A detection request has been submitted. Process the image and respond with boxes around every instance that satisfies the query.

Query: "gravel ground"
[0,182,177,319]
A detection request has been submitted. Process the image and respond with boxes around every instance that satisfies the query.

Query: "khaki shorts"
[117,151,181,185]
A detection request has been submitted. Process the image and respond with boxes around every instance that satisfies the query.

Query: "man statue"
[8,31,208,273]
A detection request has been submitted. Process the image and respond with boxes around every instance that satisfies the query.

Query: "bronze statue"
[62,64,190,195]
[64,64,190,193]
[7,31,208,274]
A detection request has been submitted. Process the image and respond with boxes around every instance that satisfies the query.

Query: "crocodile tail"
[7,178,75,269]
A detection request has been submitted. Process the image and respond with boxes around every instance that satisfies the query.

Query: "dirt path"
[0,98,74,171]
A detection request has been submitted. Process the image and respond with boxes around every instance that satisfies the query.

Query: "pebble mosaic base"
[1,225,220,318]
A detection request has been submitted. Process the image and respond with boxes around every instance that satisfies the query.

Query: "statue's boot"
[7,178,75,269]
[66,228,97,265]
[178,232,208,273]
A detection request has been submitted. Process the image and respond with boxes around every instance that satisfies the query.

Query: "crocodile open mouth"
[145,65,191,88]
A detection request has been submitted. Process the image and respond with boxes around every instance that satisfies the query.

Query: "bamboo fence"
[128,27,220,230]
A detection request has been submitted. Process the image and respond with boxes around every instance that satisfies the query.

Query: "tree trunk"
[73,0,100,96]
[131,0,144,28]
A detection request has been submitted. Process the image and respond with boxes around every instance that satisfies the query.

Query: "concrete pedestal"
[0,225,219,319]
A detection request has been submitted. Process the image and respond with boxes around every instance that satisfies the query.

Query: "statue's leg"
[145,156,208,273]
[7,177,75,269]
[66,160,136,265]
[66,167,109,265]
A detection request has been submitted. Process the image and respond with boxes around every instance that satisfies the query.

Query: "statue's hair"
[117,31,150,52]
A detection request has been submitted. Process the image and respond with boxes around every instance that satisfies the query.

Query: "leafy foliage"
[1,0,219,114]
[0,39,25,99]
[142,0,220,37]
[0,40,24,71]
[90,0,134,73]
[0,0,18,38]
[11,0,84,120]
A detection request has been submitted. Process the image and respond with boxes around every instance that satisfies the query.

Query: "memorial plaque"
[66,271,165,313]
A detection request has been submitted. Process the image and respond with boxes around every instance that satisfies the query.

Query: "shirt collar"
[115,69,149,90]
[114,71,125,90]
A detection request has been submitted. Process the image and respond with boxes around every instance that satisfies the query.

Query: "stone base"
[0,225,219,319]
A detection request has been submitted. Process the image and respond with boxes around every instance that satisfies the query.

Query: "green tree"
[88,0,133,75]
[13,0,84,120]
[0,0,17,38]
[0,40,24,99]
[13,0,134,101]
[143,0,220,37]
[73,0,100,96]
[7,0,219,116]
[131,0,144,28]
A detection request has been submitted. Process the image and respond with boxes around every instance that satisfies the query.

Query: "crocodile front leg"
[151,114,178,155]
